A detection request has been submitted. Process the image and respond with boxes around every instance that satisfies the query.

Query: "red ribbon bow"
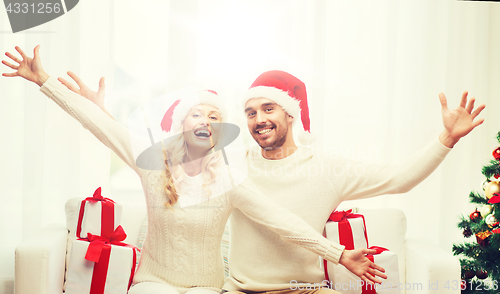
[328,209,355,222]
[328,209,370,249]
[78,225,139,294]
[83,225,127,263]
[367,245,389,255]
[85,187,116,204]
[76,187,116,238]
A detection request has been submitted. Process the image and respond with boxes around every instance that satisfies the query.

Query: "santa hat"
[243,70,315,145]
[161,90,226,133]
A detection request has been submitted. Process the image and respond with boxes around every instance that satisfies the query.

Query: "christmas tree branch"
[482,161,500,179]
[469,192,488,205]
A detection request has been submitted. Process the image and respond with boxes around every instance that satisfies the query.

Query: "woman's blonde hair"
[161,111,223,208]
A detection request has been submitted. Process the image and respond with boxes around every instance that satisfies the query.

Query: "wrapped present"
[326,246,400,294]
[323,209,369,282]
[475,231,492,246]
[77,187,123,239]
[324,209,369,250]
[65,226,138,294]
[325,209,368,250]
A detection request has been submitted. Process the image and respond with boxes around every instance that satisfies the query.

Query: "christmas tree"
[453,132,500,293]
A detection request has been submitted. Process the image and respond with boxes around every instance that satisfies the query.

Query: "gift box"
[325,209,369,250]
[65,226,138,294]
[323,209,369,288]
[326,246,400,294]
[475,231,492,246]
[77,187,123,239]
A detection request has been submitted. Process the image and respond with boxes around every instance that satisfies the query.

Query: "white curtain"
[0,1,113,293]
[1,0,500,293]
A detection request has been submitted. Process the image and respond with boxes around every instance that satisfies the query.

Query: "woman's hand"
[58,71,114,119]
[2,45,49,86]
[58,71,106,110]
[339,248,387,285]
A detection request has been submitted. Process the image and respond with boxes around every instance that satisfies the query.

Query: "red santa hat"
[243,70,315,145]
[161,90,226,133]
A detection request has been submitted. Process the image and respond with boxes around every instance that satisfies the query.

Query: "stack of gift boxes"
[65,187,139,294]
[324,209,400,294]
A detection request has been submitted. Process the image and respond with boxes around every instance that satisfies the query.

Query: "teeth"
[195,130,210,136]
[257,128,272,134]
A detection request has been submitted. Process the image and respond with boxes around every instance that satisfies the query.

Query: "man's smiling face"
[245,97,292,151]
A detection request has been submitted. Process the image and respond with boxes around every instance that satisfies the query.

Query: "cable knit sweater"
[224,135,451,291]
[40,77,346,293]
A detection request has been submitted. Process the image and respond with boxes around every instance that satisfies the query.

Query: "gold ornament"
[485,181,500,199]
[480,205,493,218]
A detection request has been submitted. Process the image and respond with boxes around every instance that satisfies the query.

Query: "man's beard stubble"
[254,123,288,151]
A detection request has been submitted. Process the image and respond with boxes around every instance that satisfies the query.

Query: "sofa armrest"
[405,238,461,294]
[15,223,68,294]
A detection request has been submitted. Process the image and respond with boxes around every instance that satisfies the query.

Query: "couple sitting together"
[2,45,485,294]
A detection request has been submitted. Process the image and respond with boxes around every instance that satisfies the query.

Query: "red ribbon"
[488,193,500,204]
[324,210,370,283]
[362,246,389,294]
[493,229,500,234]
[328,209,370,249]
[83,225,128,263]
[78,225,139,294]
[76,187,116,238]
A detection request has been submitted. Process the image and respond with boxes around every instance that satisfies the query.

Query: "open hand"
[339,248,387,285]
[2,45,49,86]
[439,91,485,148]
[59,71,106,110]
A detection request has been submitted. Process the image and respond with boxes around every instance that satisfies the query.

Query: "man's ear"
[287,114,294,125]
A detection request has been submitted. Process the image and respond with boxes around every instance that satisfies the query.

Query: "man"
[223,70,485,293]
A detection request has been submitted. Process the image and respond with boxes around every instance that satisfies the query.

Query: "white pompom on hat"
[161,90,226,133]
[243,70,315,145]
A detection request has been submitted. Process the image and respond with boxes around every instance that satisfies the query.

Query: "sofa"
[15,199,460,294]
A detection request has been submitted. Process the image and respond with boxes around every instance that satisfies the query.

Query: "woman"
[2,45,386,294]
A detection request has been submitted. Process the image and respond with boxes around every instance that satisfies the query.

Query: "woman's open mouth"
[194,128,211,140]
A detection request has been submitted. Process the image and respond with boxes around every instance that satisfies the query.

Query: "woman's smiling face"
[183,104,222,155]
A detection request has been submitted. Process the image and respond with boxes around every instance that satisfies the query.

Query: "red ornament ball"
[470,209,481,221]
[476,270,488,279]
[462,269,475,280]
[493,147,500,161]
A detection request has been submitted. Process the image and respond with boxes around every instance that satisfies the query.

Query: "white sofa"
[15,200,460,294]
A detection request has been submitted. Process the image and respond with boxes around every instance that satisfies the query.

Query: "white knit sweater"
[40,77,345,293]
[224,136,451,291]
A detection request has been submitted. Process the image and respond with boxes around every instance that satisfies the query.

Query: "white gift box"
[65,239,136,294]
[325,217,368,249]
[327,249,400,294]
[77,198,123,239]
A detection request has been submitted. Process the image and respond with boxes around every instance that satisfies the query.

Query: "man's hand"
[339,248,387,285]
[58,72,114,119]
[439,91,485,148]
[2,45,49,86]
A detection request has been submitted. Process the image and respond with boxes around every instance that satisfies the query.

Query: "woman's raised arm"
[2,45,146,176]
[58,71,115,119]
[2,45,48,86]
